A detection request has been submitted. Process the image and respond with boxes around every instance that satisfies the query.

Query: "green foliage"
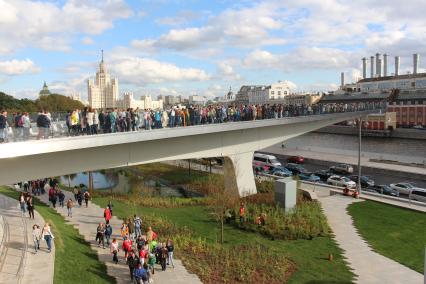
[235,201,329,240]
[0,91,83,112]
[348,200,426,273]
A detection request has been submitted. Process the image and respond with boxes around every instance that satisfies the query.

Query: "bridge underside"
[0,111,374,196]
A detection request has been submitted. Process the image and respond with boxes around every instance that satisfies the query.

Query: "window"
[412,190,426,197]
[271,91,274,95]
[278,91,281,95]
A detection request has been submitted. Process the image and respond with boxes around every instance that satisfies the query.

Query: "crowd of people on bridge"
[0,100,385,142]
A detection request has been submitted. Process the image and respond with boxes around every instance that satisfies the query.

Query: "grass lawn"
[94,196,355,283]
[0,187,115,284]
[347,200,426,273]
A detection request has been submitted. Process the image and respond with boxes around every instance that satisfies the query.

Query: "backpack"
[18,116,24,127]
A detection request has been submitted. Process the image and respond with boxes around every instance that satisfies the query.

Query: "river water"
[284,132,426,164]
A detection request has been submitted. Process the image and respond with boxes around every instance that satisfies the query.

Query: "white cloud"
[0,59,40,75]
[217,61,241,81]
[81,37,95,45]
[0,0,133,54]
[111,56,211,84]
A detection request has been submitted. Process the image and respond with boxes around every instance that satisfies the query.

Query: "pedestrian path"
[33,190,201,284]
[320,195,423,284]
[0,194,54,284]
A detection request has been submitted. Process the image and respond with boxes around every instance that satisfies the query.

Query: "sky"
[1,0,426,101]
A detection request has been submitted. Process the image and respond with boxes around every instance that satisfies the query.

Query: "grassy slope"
[0,187,115,284]
[94,197,354,283]
[348,200,426,273]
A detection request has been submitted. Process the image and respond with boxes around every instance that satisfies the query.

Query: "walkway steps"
[320,195,422,284]
[31,189,201,284]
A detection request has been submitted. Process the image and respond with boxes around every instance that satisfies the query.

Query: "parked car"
[253,153,282,168]
[369,185,399,196]
[314,170,334,182]
[287,155,305,164]
[268,166,293,177]
[329,163,354,175]
[409,189,426,203]
[349,175,375,188]
[389,182,417,195]
[285,163,309,175]
[299,173,321,182]
[327,175,357,188]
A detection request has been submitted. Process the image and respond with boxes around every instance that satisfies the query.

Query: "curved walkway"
[33,190,200,284]
[320,195,422,284]
[0,194,54,284]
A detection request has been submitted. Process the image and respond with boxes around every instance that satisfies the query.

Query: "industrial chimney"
[362,58,367,79]
[383,54,388,76]
[370,56,375,78]
[378,59,382,77]
[376,53,381,77]
[340,72,345,88]
[395,56,400,76]
[413,53,420,74]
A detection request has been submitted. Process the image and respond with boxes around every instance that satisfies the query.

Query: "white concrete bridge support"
[224,152,256,196]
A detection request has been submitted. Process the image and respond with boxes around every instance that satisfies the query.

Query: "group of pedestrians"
[102,209,175,283]
[0,101,385,142]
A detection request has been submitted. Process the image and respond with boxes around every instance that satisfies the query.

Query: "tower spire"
[101,49,104,62]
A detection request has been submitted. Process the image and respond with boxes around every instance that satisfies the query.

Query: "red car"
[287,155,305,164]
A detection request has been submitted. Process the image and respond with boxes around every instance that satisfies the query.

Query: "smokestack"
[376,53,381,77]
[377,59,382,77]
[370,56,375,78]
[413,53,419,74]
[340,72,344,88]
[362,57,367,79]
[383,54,388,76]
[395,56,400,76]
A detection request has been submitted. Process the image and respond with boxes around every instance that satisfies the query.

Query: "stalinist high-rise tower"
[88,51,118,109]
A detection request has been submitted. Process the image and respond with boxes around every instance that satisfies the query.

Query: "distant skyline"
[1,0,426,100]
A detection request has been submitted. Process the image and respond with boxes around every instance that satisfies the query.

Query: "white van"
[253,153,282,168]
[409,189,426,203]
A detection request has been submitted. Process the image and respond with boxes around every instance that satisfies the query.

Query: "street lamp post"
[357,117,362,197]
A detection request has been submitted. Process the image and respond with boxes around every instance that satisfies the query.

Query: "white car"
[409,189,426,203]
[327,175,357,188]
[390,183,423,195]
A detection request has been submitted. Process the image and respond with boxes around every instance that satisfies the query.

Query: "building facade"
[88,57,118,109]
[117,93,164,110]
[236,81,292,105]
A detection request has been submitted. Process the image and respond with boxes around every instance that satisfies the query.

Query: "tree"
[205,175,239,243]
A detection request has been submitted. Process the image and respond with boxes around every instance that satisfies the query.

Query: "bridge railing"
[0,102,386,144]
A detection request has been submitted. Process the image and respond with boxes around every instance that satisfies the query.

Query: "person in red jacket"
[122,236,132,259]
[104,207,111,224]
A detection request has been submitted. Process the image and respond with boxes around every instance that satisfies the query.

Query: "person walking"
[126,250,139,282]
[105,223,112,245]
[32,224,41,253]
[18,193,26,214]
[77,190,83,207]
[166,239,175,268]
[134,215,142,237]
[84,191,90,208]
[122,236,132,259]
[120,223,129,240]
[73,186,79,201]
[66,198,73,217]
[128,219,135,241]
[58,190,65,207]
[0,110,8,143]
[110,238,119,264]
[96,222,105,248]
[104,207,111,224]
[107,200,113,215]
[239,203,245,224]
[41,223,54,253]
[27,195,35,219]
[159,243,168,271]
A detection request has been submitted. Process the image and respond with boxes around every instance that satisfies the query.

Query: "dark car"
[287,155,305,164]
[268,166,293,177]
[349,175,375,188]
[371,185,399,197]
[314,170,334,182]
[286,163,309,175]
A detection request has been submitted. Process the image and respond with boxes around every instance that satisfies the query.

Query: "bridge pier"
[224,152,257,197]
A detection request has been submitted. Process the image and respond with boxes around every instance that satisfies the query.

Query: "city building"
[39,82,51,96]
[88,52,119,109]
[188,95,207,105]
[117,92,164,110]
[284,93,323,106]
[235,81,292,105]
[335,52,426,127]
[69,93,81,102]
[164,95,182,106]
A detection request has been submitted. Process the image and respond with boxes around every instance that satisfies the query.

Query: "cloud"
[155,10,200,26]
[81,36,95,45]
[0,0,133,54]
[111,56,211,84]
[217,61,241,81]
[0,59,40,75]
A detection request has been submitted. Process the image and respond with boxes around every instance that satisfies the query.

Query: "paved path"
[33,189,201,284]
[320,195,423,284]
[0,194,54,284]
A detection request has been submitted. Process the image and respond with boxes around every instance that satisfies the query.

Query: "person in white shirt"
[41,223,54,252]
[32,224,41,253]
